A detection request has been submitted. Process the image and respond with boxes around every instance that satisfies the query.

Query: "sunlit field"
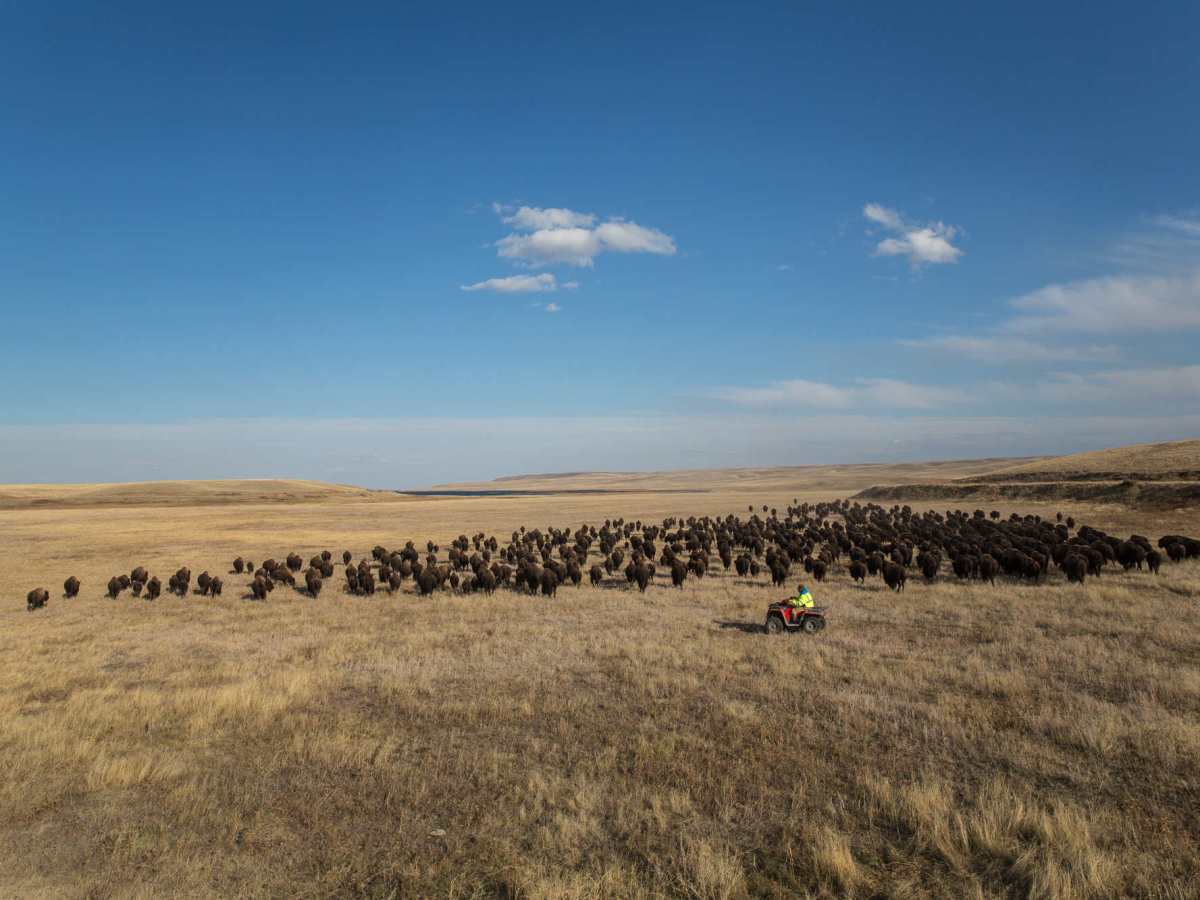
[2,460,1198,898]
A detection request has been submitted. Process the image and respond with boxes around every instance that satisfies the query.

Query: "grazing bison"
[250,576,270,600]
[27,588,49,611]
[131,566,149,585]
[63,576,81,599]
[196,572,212,594]
[417,570,438,596]
[1146,549,1162,575]
[919,555,938,582]
[146,577,162,600]
[1166,542,1186,563]
[1117,541,1146,571]
[671,560,687,588]
[811,559,828,583]
[476,568,497,595]
[634,564,652,593]
[1063,555,1087,584]
[306,569,322,598]
[848,560,866,584]
[977,555,999,586]
[233,557,245,574]
[209,577,223,596]
[589,565,604,586]
[107,576,123,599]
[540,569,559,598]
[882,562,906,593]
[343,551,353,566]
[131,580,144,597]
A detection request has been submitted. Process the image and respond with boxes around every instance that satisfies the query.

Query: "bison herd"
[22,499,1200,612]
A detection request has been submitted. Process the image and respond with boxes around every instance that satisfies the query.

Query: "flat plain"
[2,446,1198,898]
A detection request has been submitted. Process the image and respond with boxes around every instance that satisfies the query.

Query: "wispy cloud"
[901,335,1119,364]
[1103,212,1200,271]
[461,273,578,293]
[711,377,966,410]
[1036,365,1200,406]
[1003,272,1200,333]
[543,302,561,313]
[864,203,963,266]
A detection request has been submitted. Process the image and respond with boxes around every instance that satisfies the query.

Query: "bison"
[882,562,906,593]
[63,576,81,599]
[27,588,49,611]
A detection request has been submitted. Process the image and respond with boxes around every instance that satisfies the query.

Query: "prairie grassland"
[1,471,1199,898]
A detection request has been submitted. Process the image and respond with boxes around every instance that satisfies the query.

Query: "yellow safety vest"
[790,591,813,608]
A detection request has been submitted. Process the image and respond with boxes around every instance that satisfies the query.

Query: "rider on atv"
[787,583,814,609]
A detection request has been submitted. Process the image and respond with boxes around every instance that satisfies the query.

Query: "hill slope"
[0,479,381,510]
[963,438,1200,483]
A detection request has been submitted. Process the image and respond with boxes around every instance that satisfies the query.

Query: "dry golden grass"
[0,479,383,511]
[2,458,1199,898]
[974,438,1200,482]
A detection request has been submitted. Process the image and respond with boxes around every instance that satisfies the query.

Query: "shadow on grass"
[713,619,765,635]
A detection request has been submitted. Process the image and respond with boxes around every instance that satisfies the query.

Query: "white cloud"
[863,203,963,266]
[901,335,1120,364]
[496,227,602,267]
[863,203,904,231]
[462,273,561,293]
[489,205,676,268]
[1003,273,1200,333]
[592,220,676,255]
[543,302,561,313]
[499,205,597,231]
[711,377,966,410]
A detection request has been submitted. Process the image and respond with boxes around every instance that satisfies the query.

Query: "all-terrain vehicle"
[764,601,827,635]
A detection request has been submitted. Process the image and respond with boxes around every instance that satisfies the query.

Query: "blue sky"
[2,2,1198,485]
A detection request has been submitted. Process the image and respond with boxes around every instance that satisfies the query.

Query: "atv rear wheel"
[765,615,784,635]
[802,617,820,634]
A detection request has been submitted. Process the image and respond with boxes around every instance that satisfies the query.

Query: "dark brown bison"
[209,577,223,596]
[540,569,559,597]
[146,577,162,600]
[978,555,999,585]
[233,557,245,574]
[107,576,123,599]
[250,576,269,600]
[1063,555,1087,584]
[1146,549,1161,575]
[196,572,212,594]
[671,560,687,588]
[27,588,49,611]
[811,559,828,583]
[63,576,81,599]
[343,551,353,565]
[882,562,906,593]
[848,560,866,584]
[634,564,652,593]
[305,569,322,598]
[130,566,148,585]
[589,565,604,586]
[417,570,438,596]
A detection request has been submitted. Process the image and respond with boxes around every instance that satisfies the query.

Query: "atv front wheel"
[802,617,820,634]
